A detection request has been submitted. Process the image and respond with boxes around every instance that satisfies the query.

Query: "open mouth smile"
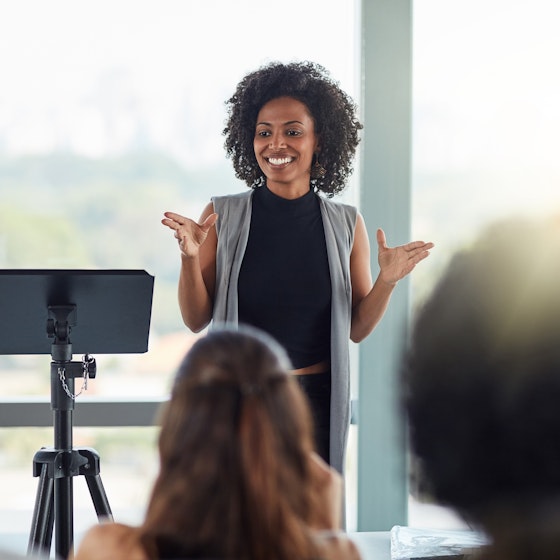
[266,156,294,166]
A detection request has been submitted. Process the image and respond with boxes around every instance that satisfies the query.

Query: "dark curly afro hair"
[403,216,560,529]
[223,61,362,198]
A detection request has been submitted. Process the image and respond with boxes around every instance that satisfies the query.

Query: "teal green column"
[357,0,412,531]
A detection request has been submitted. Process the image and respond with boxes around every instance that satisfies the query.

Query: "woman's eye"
[287,129,302,136]
[257,130,271,137]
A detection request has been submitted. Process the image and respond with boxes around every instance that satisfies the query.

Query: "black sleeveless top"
[238,185,332,369]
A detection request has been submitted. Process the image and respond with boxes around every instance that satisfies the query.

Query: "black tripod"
[28,306,113,559]
[0,269,154,559]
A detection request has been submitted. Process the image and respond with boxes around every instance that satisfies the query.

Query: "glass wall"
[412,0,560,301]
[410,0,560,527]
[7,0,557,543]
[0,0,359,552]
[0,0,359,399]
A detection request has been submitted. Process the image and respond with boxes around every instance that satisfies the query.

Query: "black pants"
[295,371,331,464]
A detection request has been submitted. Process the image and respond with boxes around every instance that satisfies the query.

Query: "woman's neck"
[265,179,311,200]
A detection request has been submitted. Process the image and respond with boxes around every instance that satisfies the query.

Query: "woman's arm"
[161,202,218,332]
[350,214,433,343]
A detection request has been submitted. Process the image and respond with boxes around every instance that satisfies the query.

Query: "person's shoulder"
[318,195,358,233]
[318,195,357,216]
[315,530,363,560]
[74,522,147,560]
[212,189,253,203]
[212,189,254,218]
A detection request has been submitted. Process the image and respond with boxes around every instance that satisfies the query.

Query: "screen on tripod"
[0,269,154,355]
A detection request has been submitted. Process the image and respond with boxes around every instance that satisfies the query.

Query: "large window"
[410,0,560,526]
[0,0,359,552]
[0,0,359,399]
[412,0,560,299]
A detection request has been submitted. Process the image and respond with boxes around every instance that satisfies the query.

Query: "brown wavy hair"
[223,60,362,198]
[140,326,320,560]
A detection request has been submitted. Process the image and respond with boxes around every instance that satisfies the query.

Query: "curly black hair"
[404,216,560,530]
[223,61,362,198]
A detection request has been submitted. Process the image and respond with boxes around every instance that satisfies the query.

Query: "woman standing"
[162,61,433,473]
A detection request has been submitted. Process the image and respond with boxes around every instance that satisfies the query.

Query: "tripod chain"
[58,354,93,400]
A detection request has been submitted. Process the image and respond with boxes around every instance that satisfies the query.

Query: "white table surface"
[349,527,487,560]
[349,532,391,560]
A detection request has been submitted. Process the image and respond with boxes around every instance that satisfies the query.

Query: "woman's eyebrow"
[256,120,305,126]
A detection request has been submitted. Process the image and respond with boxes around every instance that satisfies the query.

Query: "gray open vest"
[211,189,357,474]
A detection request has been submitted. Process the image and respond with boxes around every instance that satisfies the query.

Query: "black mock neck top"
[237,185,332,369]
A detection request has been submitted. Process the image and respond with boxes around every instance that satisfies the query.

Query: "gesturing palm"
[376,228,434,285]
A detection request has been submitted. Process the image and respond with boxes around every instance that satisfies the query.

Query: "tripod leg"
[85,474,114,521]
[55,475,74,560]
[28,463,55,557]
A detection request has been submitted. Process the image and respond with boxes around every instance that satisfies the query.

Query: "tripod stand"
[0,269,154,560]
[28,306,113,559]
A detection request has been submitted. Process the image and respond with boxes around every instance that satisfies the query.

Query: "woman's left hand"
[377,228,434,285]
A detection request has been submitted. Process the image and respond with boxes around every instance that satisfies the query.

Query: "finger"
[161,218,181,230]
[407,249,432,267]
[163,211,186,222]
[415,249,432,263]
[405,240,434,252]
[200,213,218,230]
[376,228,388,250]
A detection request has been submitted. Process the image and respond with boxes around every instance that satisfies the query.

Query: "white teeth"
[268,157,293,165]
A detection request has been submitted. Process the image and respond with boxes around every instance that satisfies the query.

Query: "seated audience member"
[403,216,560,559]
[74,326,361,560]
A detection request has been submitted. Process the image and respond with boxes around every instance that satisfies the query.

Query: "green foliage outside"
[0,150,238,335]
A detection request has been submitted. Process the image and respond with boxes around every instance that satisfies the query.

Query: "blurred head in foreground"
[142,325,321,560]
[404,216,560,557]
[74,325,361,560]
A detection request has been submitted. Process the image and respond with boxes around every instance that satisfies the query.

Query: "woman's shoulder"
[74,522,147,560]
[318,196,357,220]
[211,189,254,219]
[315,530,363,560]
[212,189,253,204]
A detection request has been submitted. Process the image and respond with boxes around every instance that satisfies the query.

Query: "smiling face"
[253,96,319,199]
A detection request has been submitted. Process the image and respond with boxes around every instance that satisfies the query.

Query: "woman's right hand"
[162,211,218,258]
[162,204,217,332]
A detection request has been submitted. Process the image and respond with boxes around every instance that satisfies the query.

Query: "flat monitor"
[0,269,154,355]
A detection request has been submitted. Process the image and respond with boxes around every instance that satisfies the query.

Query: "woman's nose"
[269,131,286,149]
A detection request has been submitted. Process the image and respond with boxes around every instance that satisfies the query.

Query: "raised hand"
[162,211,218,258]
[376,228,434,285]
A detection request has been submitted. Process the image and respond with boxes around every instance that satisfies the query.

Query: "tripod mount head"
[46,305,77,363]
